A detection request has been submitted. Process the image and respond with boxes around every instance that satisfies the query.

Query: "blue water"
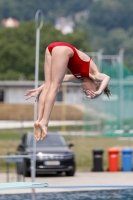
[0,189,133,200]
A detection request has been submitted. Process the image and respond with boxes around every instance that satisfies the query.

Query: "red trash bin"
[108,148,120,172]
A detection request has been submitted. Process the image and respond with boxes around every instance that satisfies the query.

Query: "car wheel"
[65,170,75,176]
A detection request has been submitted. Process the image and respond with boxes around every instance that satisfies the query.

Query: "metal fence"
[84,50,133,136]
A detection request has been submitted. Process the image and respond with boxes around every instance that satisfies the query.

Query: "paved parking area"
[0,171,133,194]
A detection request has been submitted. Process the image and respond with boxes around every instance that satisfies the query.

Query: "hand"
[25,89,39,101]
[85,89,102,99]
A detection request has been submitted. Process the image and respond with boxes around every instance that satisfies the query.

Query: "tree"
[0,21,91,80]
[89,0,133,31]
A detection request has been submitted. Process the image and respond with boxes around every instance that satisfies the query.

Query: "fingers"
[82,86,87,92]
[86,90,101,99]
[81,84,94,98]
[25,96,32,100]
[26,89,36,93]
[25,89,36,96]
[25,90,39,102]
[85,89,96,98]
[25,95,37,101]
[25,95,31,99]
[25,94,35,100]
[25,92,31,97]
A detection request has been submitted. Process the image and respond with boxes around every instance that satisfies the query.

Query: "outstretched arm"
[25,84,44,101]
[25,75,81,101]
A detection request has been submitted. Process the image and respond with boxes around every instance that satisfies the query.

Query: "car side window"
[26,133,33,147]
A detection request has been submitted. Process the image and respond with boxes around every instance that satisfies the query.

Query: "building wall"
[65,86,84,104]
[4,87,32,104]
[0,81,83,104]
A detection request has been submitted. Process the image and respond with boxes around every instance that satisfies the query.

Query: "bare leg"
[34,48,52,141]
[38,47,70,140]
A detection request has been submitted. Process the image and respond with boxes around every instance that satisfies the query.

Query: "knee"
[50,83,61,93]
[44,84,51,91]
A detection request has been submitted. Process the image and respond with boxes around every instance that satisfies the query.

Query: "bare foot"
[38,121,47,140]
[34,120,42,141]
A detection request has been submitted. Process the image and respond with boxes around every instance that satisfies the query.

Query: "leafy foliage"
[0,0,92,22]
[89,0,133,31]
[0,21,91,80]
[0,0,133,79]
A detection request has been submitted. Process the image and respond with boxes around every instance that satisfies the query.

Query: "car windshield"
[27,134,67,148]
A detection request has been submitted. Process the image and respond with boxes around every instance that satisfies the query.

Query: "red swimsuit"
[48,42,91,80]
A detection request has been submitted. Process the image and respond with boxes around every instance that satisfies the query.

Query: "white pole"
[97,49,104,72]
[31,10,43,183]
[118,49,124,129]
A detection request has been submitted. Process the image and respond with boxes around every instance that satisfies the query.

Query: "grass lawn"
[0,128,131,172]
[65,135,132,171]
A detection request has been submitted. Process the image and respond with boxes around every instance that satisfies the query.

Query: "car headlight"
[36,152,44,159]
[64,154,73,159]
[36,153,73,160]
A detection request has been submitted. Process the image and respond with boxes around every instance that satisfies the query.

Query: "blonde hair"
[104,85,111,98]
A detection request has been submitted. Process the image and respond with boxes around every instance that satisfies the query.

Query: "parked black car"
[16,132,76,176]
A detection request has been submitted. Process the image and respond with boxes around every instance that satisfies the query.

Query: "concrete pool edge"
[0,185,133,194]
